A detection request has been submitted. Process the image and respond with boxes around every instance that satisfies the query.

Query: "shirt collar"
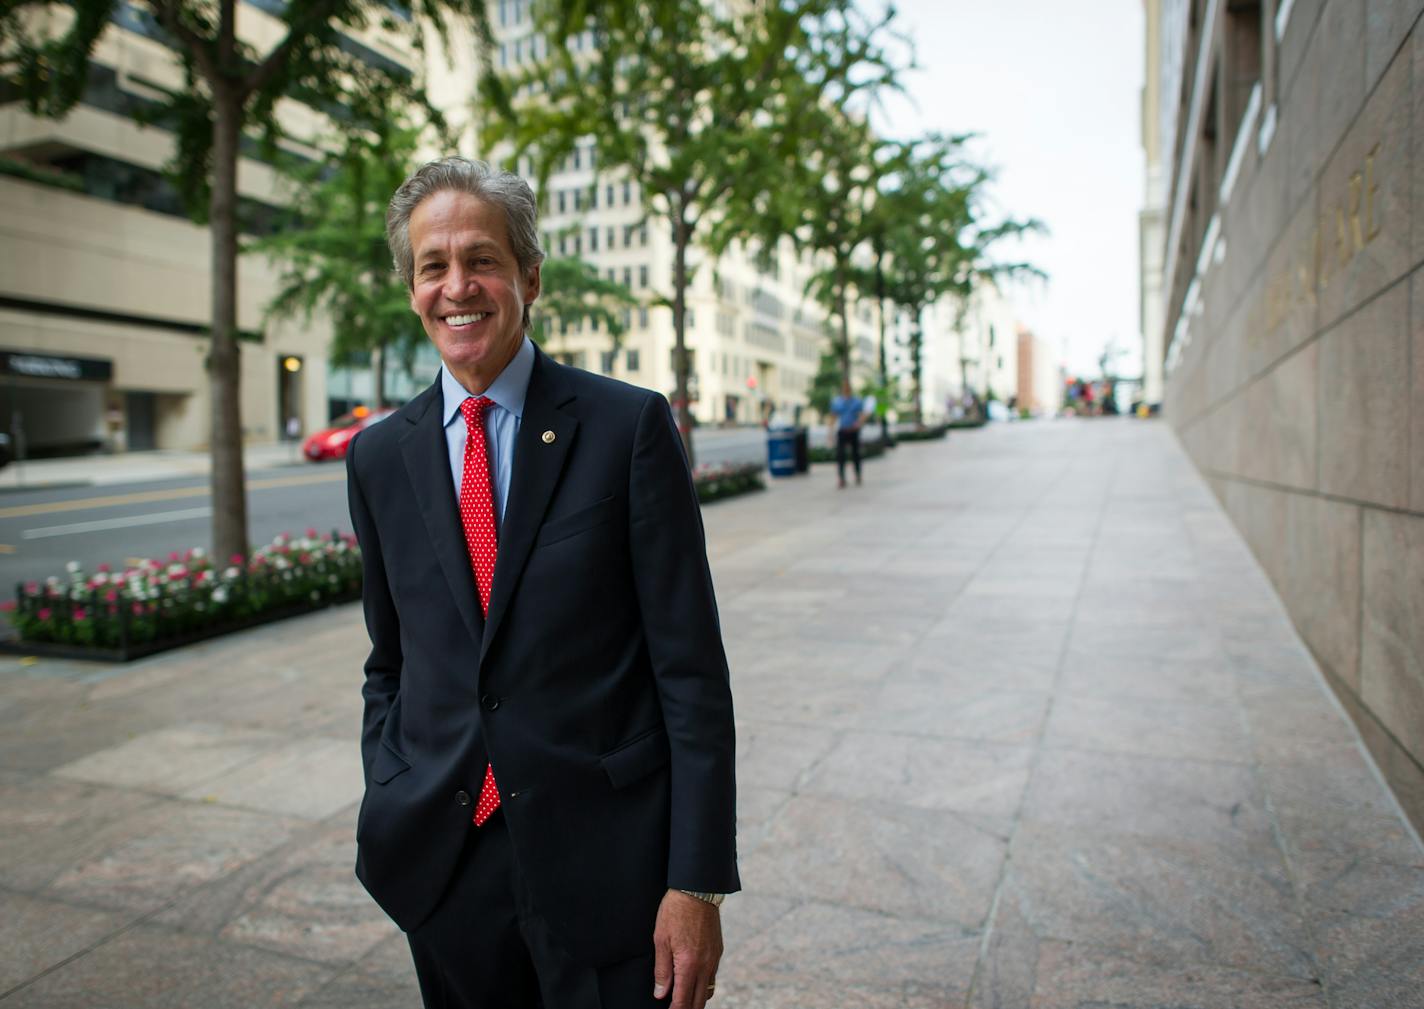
[440,336,536,428]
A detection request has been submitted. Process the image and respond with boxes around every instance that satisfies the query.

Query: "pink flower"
[0,600,15,613]
[169,551,180,562]
[306,527,319,539]
[73,608,87,621]
[132,602,145,615]
[24,581,38,594]
[97,562,111,573]
[105,590,118,603]
[37,607,52,621]
[230,553,245,565]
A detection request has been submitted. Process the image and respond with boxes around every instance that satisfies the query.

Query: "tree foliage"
[255,111,426,409]
[535,255,637,352]
[482,0,899,465]
[0,0,491,561]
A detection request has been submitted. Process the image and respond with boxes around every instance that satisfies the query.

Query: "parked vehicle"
[302,407,393,461]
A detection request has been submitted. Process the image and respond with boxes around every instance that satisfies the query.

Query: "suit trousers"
[405,810,665,1009]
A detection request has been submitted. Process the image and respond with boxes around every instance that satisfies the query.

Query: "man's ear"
[524,263,542,304]
[409,286,419,314]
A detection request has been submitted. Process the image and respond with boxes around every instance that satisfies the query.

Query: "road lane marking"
[0,469,345,520]
[0,544,14,553]
[23,507,214,540]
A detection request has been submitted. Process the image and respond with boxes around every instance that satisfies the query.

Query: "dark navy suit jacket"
[346,347,738,966]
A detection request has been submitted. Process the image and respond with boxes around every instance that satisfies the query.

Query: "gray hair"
[386,156,545,300]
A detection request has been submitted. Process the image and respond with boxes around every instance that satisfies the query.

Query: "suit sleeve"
[347,433,402,784]
[627,394,740,895]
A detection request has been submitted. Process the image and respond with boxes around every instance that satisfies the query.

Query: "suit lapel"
[481,351,578,663]
[399,381,485,650]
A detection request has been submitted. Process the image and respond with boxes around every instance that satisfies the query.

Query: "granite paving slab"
[2,419,1421,1007]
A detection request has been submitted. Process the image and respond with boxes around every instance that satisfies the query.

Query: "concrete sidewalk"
[0,443,308,491]
[1,419,1421,1008]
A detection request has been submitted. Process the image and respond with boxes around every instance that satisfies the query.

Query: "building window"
[589,228,598,251]
[590,186,597,209]
[638,223,648,246]
[606,183,615,206]
[624,224,636,246]
[607,226,616,249]
[639,306,649,328]
[623,267,633,287]
[622,180,632,204]
[626,349,640,372]
[573,189,582,211]
[638,265,649,289]
[601,350,616,373]
[557,190,566,213]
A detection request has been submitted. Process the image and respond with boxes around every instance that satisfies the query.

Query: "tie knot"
[460,396,493,426]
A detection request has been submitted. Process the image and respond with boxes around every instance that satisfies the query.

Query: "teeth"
[445,313,488,326]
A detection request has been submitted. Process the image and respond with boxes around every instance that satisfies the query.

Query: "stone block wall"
[1164,0,1424,831]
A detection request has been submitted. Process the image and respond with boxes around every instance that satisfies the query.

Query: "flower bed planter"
[694,462,765,503]
[808,437,888,464]
[894,424,949,442]
[2,531,361,662]
[0,597,357,662]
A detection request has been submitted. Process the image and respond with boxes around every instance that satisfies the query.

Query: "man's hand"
[652,889,723,1008]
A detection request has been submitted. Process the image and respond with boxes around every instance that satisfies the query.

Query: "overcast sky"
[874,0,1147,378]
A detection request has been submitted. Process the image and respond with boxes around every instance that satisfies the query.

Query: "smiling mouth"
[444,312,490,326]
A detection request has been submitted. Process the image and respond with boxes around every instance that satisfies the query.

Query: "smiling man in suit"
[346,158,738,1009]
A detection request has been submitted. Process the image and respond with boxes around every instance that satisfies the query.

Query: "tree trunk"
[874,247,889,443]
[371,343,386,408]
[911,308,924,426]
[671,211,695,468]
[208,86,249,563]
[835,266,851,387]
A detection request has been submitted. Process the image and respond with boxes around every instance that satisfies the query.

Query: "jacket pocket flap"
[535,495,616,549]
[600,727,670,789]
[371,741,411,784]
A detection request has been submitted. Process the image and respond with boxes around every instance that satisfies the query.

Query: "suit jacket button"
[481,694,500,711]
[455,790,471,806]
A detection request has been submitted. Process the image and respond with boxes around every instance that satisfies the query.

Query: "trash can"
[766,426,796,477]
[793,427,810,473]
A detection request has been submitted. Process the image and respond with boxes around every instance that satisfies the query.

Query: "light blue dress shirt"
[440,336,536,532]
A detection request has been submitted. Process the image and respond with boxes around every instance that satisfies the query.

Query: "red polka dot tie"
[459,396,501,827]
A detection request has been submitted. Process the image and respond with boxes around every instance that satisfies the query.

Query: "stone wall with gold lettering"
[1164,0,1424,831]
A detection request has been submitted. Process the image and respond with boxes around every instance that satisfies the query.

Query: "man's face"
[408,190,541,390]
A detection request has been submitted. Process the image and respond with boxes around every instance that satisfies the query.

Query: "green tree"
[535,255,637,359]
[2,0,491,561]
[483,0,897,465]
[776,103,886,394]
[868,135,1044,425]
[256,112,426,410]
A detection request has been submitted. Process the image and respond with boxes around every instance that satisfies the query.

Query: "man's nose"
[444,263,479,300]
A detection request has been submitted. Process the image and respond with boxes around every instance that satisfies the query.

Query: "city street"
[1,419,1419,1008]
[0,426,769,591]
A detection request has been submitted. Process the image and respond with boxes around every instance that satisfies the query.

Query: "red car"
[303,406,394,461]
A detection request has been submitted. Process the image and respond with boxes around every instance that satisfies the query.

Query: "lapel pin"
[542,430,556,444]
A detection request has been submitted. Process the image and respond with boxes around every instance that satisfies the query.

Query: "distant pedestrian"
[828,378,869,489]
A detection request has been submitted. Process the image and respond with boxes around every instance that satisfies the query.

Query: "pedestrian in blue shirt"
[828,378,869,488]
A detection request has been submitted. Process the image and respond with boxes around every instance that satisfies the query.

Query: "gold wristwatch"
[678,890,726,907]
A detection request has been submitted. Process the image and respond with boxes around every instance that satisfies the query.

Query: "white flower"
[224,566,240,580]
[190,547,206,558]
[212,587,228,604]
[66,561,81,574]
